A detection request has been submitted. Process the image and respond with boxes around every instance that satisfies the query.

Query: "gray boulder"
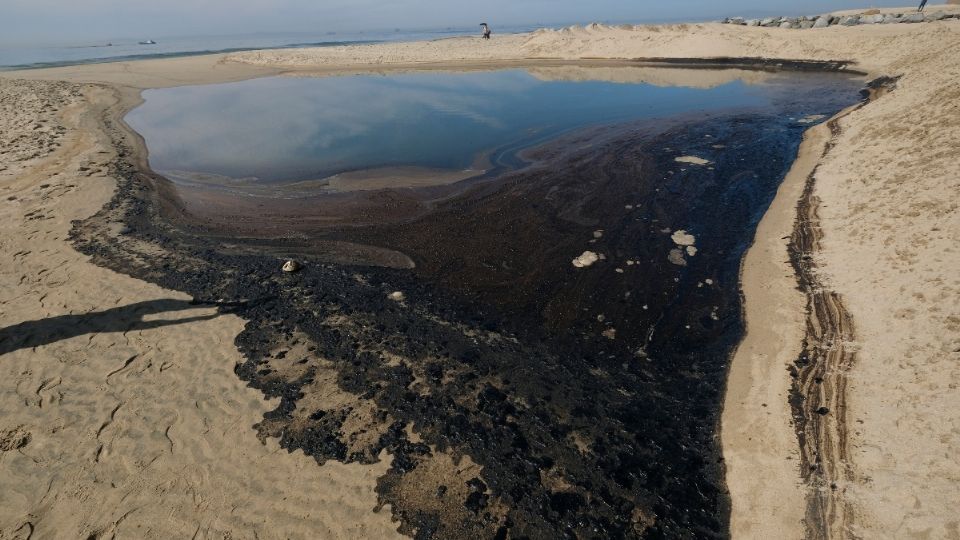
[760,17,779,26]
[729,16,745,24]
[904,13,925,23]
[779,21,794,29]
[839,15,861,26]
[925,12,946,21]
[746,19,761,26]
[862,14,885,24]
[882,14,902,23]
[813,16,831,28]
[799,20,815,29]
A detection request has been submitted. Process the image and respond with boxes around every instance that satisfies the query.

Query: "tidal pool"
[127,67,860,190]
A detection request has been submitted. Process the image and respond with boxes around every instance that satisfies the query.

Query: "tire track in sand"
[788,77,899,539]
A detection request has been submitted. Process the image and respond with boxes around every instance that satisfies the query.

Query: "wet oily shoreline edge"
[70,67,866,538]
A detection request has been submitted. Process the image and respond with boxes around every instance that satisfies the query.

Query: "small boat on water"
[138,39,157,45]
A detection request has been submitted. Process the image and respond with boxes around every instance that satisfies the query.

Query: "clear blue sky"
[0,0,926,45]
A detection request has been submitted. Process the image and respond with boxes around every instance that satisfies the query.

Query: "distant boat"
[139,39,157,45]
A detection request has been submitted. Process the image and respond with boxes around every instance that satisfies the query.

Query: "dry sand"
[0,79,403,539]
[2,5,959,538]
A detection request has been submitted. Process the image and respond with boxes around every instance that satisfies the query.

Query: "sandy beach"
[2,5,959,538]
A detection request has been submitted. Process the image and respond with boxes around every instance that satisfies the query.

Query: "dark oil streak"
[786,76,899,540]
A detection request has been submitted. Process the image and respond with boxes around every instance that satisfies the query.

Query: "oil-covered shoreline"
[70,74,863,538]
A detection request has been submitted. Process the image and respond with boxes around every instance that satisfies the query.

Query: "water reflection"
[127,68,855,187]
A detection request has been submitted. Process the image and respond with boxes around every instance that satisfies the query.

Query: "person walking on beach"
[480,23,492,39]
[918,0,928,11]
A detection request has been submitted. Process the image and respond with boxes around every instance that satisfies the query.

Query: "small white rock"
[668,249,687,266]
[282,260,301,273]
[686,246,698,256]
[388,291,406,302]
[671,230,696,246]
[572,251,600,268]
[593,230,604,239]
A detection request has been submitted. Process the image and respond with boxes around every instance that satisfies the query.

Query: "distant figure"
[480,23,492,39]
[918,0,928,11]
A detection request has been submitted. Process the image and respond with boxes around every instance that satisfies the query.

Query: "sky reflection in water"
[127,68,835,184]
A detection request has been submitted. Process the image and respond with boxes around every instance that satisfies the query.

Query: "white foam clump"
[798,114,826,124]
[671,230,696,246]
[674,156,712,166]
[572,251,600,268]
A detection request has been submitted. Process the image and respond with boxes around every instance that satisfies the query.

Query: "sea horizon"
[0,6,822,71]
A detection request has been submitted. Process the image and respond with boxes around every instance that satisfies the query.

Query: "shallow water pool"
[127,66,861,188]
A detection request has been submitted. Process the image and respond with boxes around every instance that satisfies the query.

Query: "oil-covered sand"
[70,72,861,538]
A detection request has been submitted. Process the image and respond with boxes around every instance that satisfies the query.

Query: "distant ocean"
[0,26,540,70]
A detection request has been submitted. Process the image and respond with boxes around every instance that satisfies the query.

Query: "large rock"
[799,20,815,29]
[746,19,761,26]
[839,15,861,26]
[904,13,926,23]
[813,16,832,28]
[925,11,946,21]
[760,17,779,26]
[779,21,795,29]
[728,17,745,24]
[862,14,885,24]
[882,14,903,23]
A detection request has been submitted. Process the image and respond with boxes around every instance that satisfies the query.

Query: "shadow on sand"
[0,298,222,355]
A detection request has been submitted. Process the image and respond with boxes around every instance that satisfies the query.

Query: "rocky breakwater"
[723,10,957,29]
